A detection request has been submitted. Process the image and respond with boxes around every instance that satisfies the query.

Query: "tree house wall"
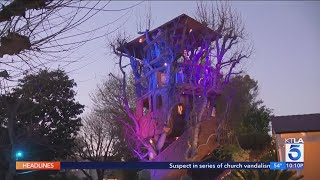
[118,14,222,179]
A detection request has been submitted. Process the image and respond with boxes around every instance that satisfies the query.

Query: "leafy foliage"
[204,75,276,180]
[13,69,84,159]
[238,105,272,135]
[216,75,261,128]
[190,145,241,180]
[215,75,273,151]
[210,145,238,161]
[204,145,250,162]
[237,106,272,151]
[0,69,84,179]
[260,138,278,162]
[237,133,272,151]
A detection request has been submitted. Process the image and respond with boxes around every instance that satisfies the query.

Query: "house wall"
[275,132,320,180]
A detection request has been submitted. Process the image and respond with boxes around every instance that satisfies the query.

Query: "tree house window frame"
[156,95,162,109]
[142,97,150,116]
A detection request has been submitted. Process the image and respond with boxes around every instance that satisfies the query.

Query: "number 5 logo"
[288,145,301,161]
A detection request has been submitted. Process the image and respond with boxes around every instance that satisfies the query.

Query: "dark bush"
[237,133,271,150]
[187,145,233,180]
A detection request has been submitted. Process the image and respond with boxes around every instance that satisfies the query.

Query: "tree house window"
[160,73,166,85]
[178,103,183,115]
[211,106,216,117]
[156,72,167,87]
[177,56,184,63]
[150,96,153,112]
[175,68,185,84]
[156,95,162,109]
[143,98,149,116]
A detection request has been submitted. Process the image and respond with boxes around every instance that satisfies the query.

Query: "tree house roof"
[118,14,217,60]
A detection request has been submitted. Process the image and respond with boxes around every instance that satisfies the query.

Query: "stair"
[149,101,219,180]
[192,117,218,161]
[149,129,191,180]
[191,99,218,161]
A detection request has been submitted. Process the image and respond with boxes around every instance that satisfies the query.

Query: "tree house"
[119,14,222,179]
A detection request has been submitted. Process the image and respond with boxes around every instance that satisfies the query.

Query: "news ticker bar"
[16,161,304,171]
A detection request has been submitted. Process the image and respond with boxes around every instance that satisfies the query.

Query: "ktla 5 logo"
[285,138,304,162]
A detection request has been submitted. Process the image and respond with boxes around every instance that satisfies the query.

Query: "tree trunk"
[5,168,14,180]
[80,169,94,180]
[97,169,105,180]
[6,102,19,180]
[191,97,208,157]
[5,126,15,180]
[157,132,167,151]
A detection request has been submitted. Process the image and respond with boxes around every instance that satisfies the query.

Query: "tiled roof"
[118,14,217,60]
[271,113,320,134]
